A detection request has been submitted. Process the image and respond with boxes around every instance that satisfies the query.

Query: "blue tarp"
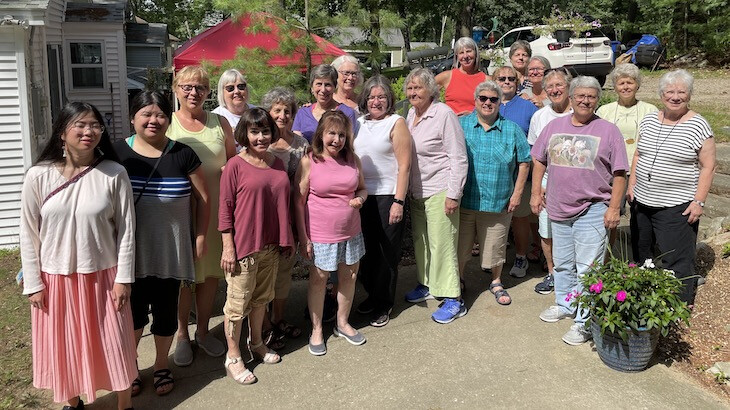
[626,35,661,63]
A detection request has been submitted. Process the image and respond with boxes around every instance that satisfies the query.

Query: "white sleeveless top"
[354,114,402,195]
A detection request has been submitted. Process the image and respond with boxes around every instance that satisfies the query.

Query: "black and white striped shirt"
[633,112,713,208]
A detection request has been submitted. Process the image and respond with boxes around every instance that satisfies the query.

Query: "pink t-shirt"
[531,115,629,221]
[307,153,361,243]
[219,156,294,259]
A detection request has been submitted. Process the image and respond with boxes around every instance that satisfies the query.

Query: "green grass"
[0,248,50,409]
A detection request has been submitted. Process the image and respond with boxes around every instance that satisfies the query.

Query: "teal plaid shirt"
[459,113,532,213]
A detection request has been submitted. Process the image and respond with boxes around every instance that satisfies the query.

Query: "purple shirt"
[407,101,468,200]
[292,104,360,143]
[531,115,629,220]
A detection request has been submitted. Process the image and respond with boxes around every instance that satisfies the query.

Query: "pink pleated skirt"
[31,267,138,403]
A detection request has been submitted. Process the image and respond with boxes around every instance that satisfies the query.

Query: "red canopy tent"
[173,14,347,71]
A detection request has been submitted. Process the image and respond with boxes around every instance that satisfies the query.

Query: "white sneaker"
[509,256,529,278]
[562,323,592,345]
[539,305,573,323]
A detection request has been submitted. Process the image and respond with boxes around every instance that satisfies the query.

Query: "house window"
[68,42,104,88]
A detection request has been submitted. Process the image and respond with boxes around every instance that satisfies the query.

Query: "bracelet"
[692,199,705,207]
[393,198,405,206]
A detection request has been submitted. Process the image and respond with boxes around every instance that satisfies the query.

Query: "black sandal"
[489,282,512,306]
[131,377,142,397]
[62,400,84,410]
[153,369,174,396]
[276,320,302,339]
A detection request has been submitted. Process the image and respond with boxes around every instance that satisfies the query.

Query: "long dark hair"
[311,110,354,162]
[130,90,173,120]
[35,102,119,165]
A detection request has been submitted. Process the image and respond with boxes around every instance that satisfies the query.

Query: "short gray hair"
[509,40,532,58]
[569,75,602,100]
[474,80,502,102]
[404,67,440,101]
[358,75,396,116]
[542,68,573,90]
[610,63,641,88]
[331,55,363,88]
[452,37,481,71]
[528,55,551,70]
[260,87,298,118]
[310,64,338,87]
[658,69,694,97]
[217,68,247,109]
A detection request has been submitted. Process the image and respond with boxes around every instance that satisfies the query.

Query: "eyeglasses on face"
[545,67,571,75]
[528,67,546,73]
[71,121,105,132]
[338,70,359,78]
[497,76,517,82]
[572,94,598,102]
[224,83,247,92]
[477,95,500,104]
[178,84,208,94]
[367,95,388,102]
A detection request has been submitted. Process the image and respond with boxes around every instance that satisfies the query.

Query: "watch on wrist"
[693,199,705,207]
[393,198,405,206]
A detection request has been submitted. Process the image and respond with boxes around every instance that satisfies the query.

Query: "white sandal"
[250,341,281,364]
[224,356,256,385]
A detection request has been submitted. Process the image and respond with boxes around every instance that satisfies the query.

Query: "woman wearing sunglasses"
[213,69,252,152]
[457,81,531,307]
[169,65,237,368]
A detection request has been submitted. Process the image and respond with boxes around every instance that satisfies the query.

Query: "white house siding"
[0,27,33,248]
[45,0,65,44]
[63,23,130,140]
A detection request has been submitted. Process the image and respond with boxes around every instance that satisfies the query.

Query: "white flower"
[642,259,655,269]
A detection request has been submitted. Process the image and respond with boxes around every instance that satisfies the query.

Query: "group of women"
[20,34,715,407]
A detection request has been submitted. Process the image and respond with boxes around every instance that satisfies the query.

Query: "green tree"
[130,0,218,40]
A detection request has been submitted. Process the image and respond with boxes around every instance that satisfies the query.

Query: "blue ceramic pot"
[590,319,660,372]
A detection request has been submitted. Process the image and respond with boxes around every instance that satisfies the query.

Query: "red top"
[444,68,488,114]
[219,155,294,259]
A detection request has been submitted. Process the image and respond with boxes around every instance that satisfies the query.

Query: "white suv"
[486,26,614,86]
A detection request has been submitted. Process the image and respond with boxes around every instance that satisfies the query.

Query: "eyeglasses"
[572,94,598,102]
[477,95,500,104]
[72,121,105,132]
[497,76,516,82]
[224,83,247,92]
[338,70,359,78]
[528,67,546,73]
[545,67,571,76]
[367,95,388,102]
[545,83,568,91]
[178,84,208,94]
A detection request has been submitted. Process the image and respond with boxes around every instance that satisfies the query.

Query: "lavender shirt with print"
[531,115,629,221]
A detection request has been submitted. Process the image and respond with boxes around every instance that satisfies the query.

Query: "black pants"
[359,195,405,311]
[630,200,699,304]
[130,276,181,336]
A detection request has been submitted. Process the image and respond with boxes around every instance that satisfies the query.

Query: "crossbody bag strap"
[42,156,104,207]
[134,139,175,205]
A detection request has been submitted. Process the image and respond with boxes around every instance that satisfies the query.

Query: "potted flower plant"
[571,255,691,372]
[532,8,601,42]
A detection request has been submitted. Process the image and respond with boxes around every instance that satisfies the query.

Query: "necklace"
[613,102,640,144]
[647,111,684,182]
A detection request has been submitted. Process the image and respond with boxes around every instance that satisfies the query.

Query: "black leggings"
[630,200,699,304]
[130,276,181,336]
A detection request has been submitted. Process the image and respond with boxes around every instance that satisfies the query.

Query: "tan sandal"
[250,341,281,364]
[224,356,256,385]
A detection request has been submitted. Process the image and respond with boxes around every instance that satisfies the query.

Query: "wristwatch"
[393,198,405,206]
[693,199,705,207]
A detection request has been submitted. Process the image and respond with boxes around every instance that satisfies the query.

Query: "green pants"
[411,191,461,298]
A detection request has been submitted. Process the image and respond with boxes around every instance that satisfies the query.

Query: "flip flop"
[131,377,142,397]
[489,282,512,306]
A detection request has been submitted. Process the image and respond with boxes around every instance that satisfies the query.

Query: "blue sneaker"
[431,298,467,324]
[405,284,435,303]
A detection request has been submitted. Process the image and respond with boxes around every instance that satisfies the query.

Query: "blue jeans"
[550,202,608,324]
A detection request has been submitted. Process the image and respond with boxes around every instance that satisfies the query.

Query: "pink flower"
[628,263,637,268]
[616,290,627,302]
[565,292,573,302]
[589,281,603,293]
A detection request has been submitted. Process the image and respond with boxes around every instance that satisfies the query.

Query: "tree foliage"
[130,0,219,40]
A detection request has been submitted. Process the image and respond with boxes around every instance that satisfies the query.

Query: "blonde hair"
[173,65,210,88]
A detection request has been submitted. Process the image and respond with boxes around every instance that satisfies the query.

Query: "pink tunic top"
[219,156,294,259]
[307,153,361,243]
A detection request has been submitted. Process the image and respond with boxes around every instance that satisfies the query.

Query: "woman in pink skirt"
[20,102,137,410]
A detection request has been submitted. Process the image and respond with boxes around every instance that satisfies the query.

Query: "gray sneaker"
[539,305,573,323]
[562,323,592,345]
[173,339,193,367]
[509,256,529,278]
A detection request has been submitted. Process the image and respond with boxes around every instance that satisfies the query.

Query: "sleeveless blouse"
[444,68,488,114]
[354,114,402,195]
[307,153,361,243]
